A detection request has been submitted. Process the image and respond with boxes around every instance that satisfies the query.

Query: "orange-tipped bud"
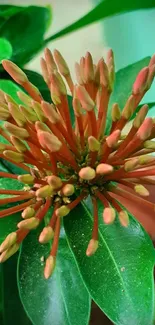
[51,71,67,96]
[79,167,96,180]
[32,100,46,122]
[22,207,35,219]
[17,217,39,230]
[36,185,54,198]
[20,105,38,122]
[61,184,74,196]
[137,117,153,140]
[84,52,94,82]
[103,207,116,224]
[38,131,62,152]
[0,89,6,104]
[144,140,155,150]
[53,49,70,76]
[75,62,83,85]
[0,232,17,253]
[88,136,100,152]
[76,85,95,111]
[147,64,155,89]
[106,130,121,148]
[99,58,109,87]
[73,98,83,117]
[44,255,56,279]
[96,163,113,175]
[39,226,54,244]
[0,107,10,120]
[119,210,129,227]
[2,60,28,85]
[40,57,49,84]
[47,175,62,189]
[86,239,98,256]
[18,174,35,184]
[8,102,26,127]
[55,205,70,217]
[44,48,57,74]
[41,101,60,124]
[132,67,149,95]
[17,91,32,106]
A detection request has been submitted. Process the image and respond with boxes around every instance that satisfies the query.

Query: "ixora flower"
[0,48,154,279]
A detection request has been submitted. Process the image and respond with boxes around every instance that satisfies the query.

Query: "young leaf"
[17,227,91,325]
[64,198,155,325]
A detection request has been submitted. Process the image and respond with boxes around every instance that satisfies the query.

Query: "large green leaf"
[0,254,32,325]
[18,227,91,325]
[64,198,155,325]
[105,56,150,134]
[0,178,25,243]
[44,0,155,44]
[0,5,52,65]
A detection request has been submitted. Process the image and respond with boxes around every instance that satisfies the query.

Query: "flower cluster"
[0,48,154,278]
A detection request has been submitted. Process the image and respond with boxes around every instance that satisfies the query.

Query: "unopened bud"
[103,207,116,224]
[22,206,35,219]
[88,136,100,152]
[79,167,96,180]
[0,143,6,152]
[39,226,54,244]
[36,185,53,198]
[111,103,121,122]
[137,117,153,140]
[0,232,17,253]
[84,52,94,82]
[20,105,38,122]
[99,58,109,87]
[47,175,62,189]
[147,65,155,89]
[122,95,135,119]
[17,217,39,230]
[32,100,45,122]
[41,101,60,124]
[56,205,70,217]
[44,255,56,279]
[134,184,149,197]
[8,102,26,127]
[0,243,19,263]
[38,131,62,152]
[17,91,32,106]
[4,150,24,163]
[75,62,83,84]
[18,174,35,184]
[5,121,29,139]
[119,210,129,227]
[144,140,155,150]
[133,104,148,129]
[54,49,70,76]
[62,184,74,196]
[124,158,138,172]
[51,71,67,95]
[132,67,149,95]
[96,163,113,175]
[73,98,83,117]
[2,60,28,85]
[138,155,153,165]
[0,107,10,120]
[106,130,121,148]
[44,48,57,74]
[86,239,98,256]
[76,85,95,111]
[11,136,27,152]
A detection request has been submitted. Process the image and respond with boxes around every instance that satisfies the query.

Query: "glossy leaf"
[18,227,90,325]
[64,198,155,325]
[0,6,52,65]
[0,38,12,63]
[0,178,25,243]
[44,0,155,44]
[105,56,150,133]
[0,254,32,325]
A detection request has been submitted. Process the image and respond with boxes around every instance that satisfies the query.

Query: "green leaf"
[0,254,32,325]
[64,198,155,325]
[0,5,52,65]
[105,56,150,134]
[0,38,12,63]
[0,178,25,243]
[44,0,155,44]
[18,227,91,325]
